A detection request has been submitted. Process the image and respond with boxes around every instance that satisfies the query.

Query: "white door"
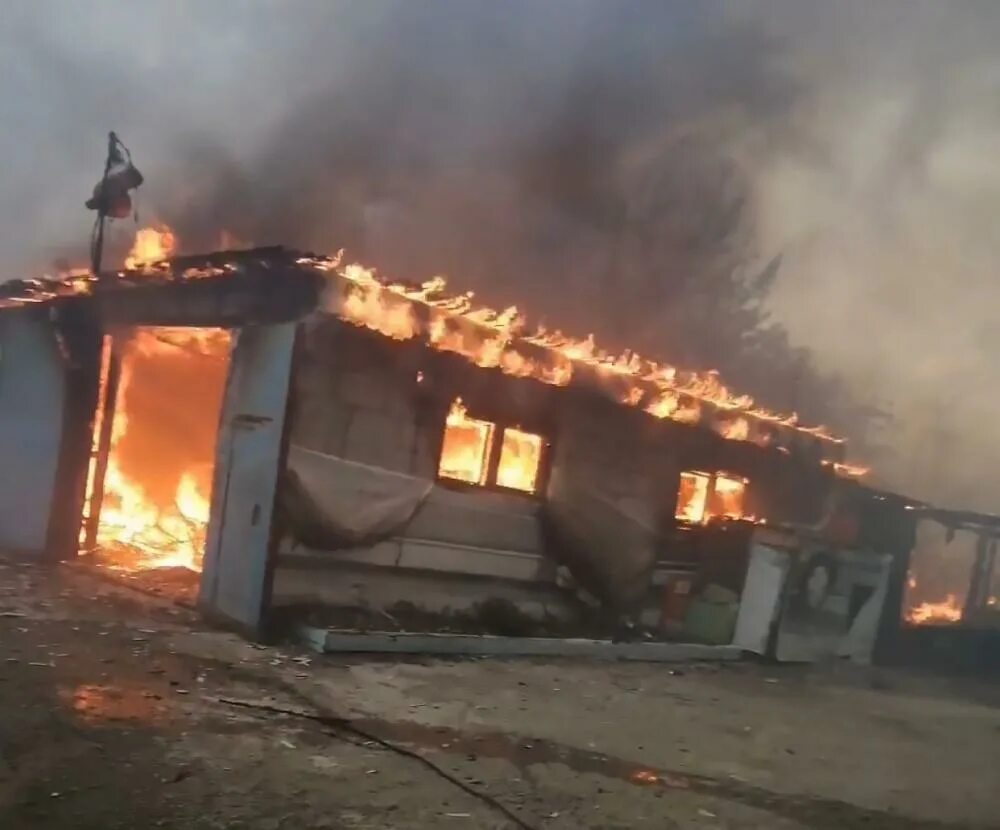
[199,322,297,634]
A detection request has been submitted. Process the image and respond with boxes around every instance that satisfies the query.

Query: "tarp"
[543,473,658,612]
[280,445,434,550]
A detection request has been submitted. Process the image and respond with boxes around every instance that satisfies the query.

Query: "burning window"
[676,472,711,523]
[438,399,494,485]
[496,428,543,493]
[903,520,975,626]
[710,473,747,520]
[675,471,749,524]
[437,399,545,495]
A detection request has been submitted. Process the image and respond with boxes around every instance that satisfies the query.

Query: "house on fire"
[0,244,997,666]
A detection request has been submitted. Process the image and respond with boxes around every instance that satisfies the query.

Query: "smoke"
[2,1,999,509]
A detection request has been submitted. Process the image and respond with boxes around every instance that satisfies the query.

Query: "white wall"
[0,311,66,553]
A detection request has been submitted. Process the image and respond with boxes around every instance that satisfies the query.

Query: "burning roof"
[0,234,863,472]
[0,246,323,328]
[298,252,863,471]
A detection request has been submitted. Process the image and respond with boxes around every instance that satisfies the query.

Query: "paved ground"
[1,555,998,829]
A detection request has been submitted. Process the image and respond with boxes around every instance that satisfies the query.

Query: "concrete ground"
[1,555,998,829]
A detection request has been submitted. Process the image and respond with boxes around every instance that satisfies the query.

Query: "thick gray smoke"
[2,1,998,510]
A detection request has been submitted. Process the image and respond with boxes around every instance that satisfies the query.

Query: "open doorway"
[80,326,232,598]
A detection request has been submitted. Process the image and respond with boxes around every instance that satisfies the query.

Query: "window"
[676,471,711,523]
[437,398,545,494]
[711,473,747,520]
[675,470,749,524]
[496,428,544,493]
[438,400,494,485]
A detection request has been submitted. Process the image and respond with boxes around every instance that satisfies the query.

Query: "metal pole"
[91,131,118,278]
[81,131,124,552]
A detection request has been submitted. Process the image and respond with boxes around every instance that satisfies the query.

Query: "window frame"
[674,469,750,525]
[435,403,551,498]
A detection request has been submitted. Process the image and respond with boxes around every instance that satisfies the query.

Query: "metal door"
[199,322,297,634]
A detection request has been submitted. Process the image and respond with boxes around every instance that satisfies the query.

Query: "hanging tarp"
[543,473,658,612]
[280,445,434,550]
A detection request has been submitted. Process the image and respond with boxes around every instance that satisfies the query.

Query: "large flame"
[93,327,229,571]
[125,226,176,269]
[305,254,861,472]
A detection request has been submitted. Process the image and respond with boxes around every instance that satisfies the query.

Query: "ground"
[1,555,998,830]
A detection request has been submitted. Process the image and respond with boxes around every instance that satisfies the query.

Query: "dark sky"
[2,1,999,510]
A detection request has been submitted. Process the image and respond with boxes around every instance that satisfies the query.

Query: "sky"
[2,0,999,510]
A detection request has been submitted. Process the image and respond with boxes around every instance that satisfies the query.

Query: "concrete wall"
[0,311,67,554]
[549,394,681,531]
[290,314,436,478]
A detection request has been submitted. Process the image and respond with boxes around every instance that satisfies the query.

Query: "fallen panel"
[300,626,742,662]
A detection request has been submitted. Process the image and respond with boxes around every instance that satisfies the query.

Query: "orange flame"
[717,417,750,441]
[302,254,854,461]
[94,328,229,571]
[906,594,963,625]
[436,398,543,494]
[125,226,176,270]
[438,399,494,486]
[496,427,544,493]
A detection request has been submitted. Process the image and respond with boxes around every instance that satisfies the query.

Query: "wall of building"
[278,313,841,628]
[278,315,552,612]
[0,310,68,554]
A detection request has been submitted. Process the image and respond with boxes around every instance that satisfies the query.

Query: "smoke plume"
[2,1,998,509]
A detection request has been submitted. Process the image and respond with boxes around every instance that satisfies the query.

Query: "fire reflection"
[60,683,165,726]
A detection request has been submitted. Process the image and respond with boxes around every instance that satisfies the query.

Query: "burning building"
[0,235,996,665]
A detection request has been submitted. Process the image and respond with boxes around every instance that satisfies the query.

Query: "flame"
[438,399,494,486]
[436,399,544,493]
[676,471,711,523]
[93,328,229,571]
[717,417,750,441]
[496,427,544,493]
[301,254,853,455]
[125,226,176,270]
[906,594,963,625]
[711,473,748,520]
[675,471,750,524]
